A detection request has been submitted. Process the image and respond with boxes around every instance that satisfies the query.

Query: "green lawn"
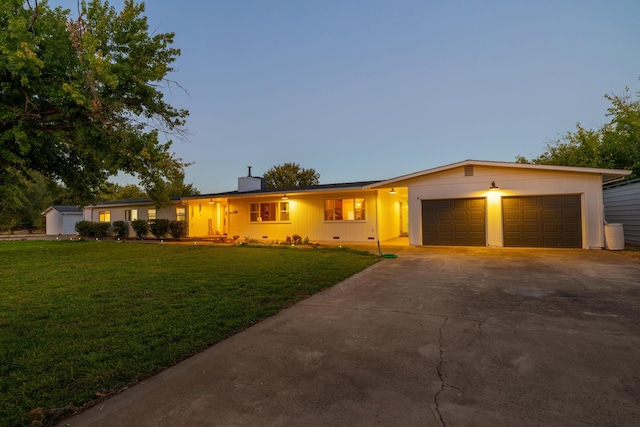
[0,240,379,426]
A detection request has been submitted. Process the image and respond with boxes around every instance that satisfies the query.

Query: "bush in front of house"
[112,221,129,239]
[131,219,149,239]
[75,221,111,238]
[150,218,170,239]
[93,222,111,238]
[75,221,93,237]
[169,220,187,239]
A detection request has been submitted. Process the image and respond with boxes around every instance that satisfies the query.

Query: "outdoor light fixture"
[282,194,288,200]
[389,188,396,194]
[208,199,214,204]
[489,181,499,190]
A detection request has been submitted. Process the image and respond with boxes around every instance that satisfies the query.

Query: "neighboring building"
[603,178,640,245]
[81,160,631,249]
[42,205,83,235]
[82,197,184,238]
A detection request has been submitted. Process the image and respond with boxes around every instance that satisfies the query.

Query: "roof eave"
[364,160,633,188]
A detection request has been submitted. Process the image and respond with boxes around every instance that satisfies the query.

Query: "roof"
[364,159,632,188]
[183,180,384,200]
[41,205,83,216]
[85,197,182,208]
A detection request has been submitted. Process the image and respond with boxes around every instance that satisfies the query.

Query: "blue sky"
[51,0,640,193]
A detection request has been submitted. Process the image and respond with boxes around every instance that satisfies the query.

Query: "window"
[324,198,365,221]
[98,210,111,222]
[249,202,289,222]
[279,202,289,221]
[176,207,186,222]
[148,209,156,221]
[125,209,138,221]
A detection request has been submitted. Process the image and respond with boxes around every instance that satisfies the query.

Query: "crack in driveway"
[434,316,448,426]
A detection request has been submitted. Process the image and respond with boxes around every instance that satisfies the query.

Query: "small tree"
[112,221,129,239]
[517,86,640,179]
[150,219,170,239]
[169,220,187,239]
[131,219,149,239]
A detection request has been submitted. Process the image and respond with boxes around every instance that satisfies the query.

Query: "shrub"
[131,219,149,239]
[112,221,129,239]
[150,218,170,239]
[93,222,111,238]
[169,220,187,239]
[75,221,93,237]
[75,221,111,238]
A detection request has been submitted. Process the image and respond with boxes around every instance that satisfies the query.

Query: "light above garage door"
[502,195,582,248]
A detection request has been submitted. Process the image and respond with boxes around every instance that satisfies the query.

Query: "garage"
[502,195,582,248]
[422,198,486,246]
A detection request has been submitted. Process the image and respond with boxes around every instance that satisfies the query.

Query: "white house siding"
[211,191,386,243]
[44,209,83,235]
[83,202,182,238]
[404,165,606,249]
[603,179,640,245]
[46,209,64,235]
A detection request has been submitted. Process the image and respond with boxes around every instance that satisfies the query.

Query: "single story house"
[42,205,83,235]
[84,160,631,249]
[82,197,185,238]
[603,178,640,245]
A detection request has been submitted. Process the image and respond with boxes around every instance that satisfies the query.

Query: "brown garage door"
[502,195,582,248]
[422,199,486,246]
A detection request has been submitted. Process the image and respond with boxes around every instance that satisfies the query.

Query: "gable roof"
[41,205,83,215]
[364,160,632,188]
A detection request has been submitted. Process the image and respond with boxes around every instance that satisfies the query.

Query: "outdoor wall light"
[489,181,499,190]
[282,194,288,200]
[208,199,214,204]
[389,188,396,194]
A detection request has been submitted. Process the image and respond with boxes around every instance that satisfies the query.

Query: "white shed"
[42,205,83,235]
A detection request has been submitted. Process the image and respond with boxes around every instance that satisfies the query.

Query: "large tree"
[0,0,189,211]
[263,162,320,189]
[517,86,640,179]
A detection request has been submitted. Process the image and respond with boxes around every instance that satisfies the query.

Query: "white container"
[604,223,625,250]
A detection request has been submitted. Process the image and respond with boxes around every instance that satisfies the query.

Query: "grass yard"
[0,240,379,426]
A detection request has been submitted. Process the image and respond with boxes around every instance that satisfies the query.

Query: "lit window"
[249,202,289,222]
[176,207,186,222]
[279,202,289,221]
[98,210,111,222]
[324,198,365,221]
[124,209,138,221]
[148,209,156,220]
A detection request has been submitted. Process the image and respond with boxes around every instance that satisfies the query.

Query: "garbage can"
[604,223,625,250]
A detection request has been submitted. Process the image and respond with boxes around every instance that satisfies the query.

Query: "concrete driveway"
[62,247,640,427]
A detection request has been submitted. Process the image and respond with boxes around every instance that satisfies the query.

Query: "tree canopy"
[262,162,320,188]
[517,86,640,180]
[0,0,189,210]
